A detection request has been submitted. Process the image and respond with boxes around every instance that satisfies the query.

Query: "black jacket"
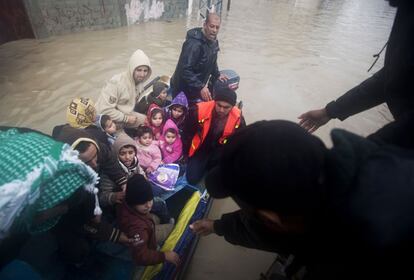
[213,129,414,279]
[326,2,414,121]
[170,27,220,102]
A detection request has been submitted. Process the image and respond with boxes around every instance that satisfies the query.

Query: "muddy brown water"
[0,0,395,279]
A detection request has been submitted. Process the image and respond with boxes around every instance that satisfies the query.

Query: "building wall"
[0,0,35,44]
[23,0,189,39]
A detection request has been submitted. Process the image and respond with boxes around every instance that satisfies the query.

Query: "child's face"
[158,89,167,101]
[139,133,153,146]
[165,131,177,145]
[134,199,153,215]
[151,112,163,127]
[104,120,117,134]
[171,106,184,119]
[118,146,136,167]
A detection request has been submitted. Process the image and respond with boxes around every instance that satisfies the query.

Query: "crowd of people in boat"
[0,12,244,279]
[2,1,414,279]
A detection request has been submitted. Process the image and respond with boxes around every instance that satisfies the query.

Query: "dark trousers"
[186,150,220,185]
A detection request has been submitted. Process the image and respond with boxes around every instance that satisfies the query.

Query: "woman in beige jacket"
[96,49,152,129]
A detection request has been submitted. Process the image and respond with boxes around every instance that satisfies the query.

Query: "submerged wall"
[23,0,189,39]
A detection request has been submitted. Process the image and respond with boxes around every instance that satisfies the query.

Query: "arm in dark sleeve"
[213,210,268,250]
[128,225,165,265]
[98,144,127,187]
[182,105,199,157]
[181,40,205,91]
[325,69,386,121]
[214,210,302,255]
[239,115,246,128]
[367,111,414,149]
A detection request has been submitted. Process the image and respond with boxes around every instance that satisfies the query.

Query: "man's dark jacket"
[213,129,414,279]
[171,27,220,102]
[326,2,414,121]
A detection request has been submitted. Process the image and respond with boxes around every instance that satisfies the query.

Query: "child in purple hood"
[165,92,188,134]
[159,119,183,164]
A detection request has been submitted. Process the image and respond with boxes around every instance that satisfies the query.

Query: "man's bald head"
[203,13,221,41]
[206,13,221,24]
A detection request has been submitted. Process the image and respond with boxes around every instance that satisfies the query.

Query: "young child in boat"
[117,174,179,267]
[96,114,117,144]
[135,125,162,174]
[145,104,165,140]
[136,81,170,114]
[165,91,188,134]
[158,119,182,164]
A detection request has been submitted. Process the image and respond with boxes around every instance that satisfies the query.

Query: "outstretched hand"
[189,219,215,236]
[298,108,331,133]
[218,74,228,82]
[200,86,212,101]
[165,251,181,266]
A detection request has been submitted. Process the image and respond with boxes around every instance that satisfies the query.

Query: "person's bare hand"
[146,167,155,174]
[118,232,144,246]
[112,191,125,204]
[189,219,214,236]
[298,108,331,133]
[200,86,212,101]
[164,251,180,266]
[127,115,138,125]
[218,74,228,82]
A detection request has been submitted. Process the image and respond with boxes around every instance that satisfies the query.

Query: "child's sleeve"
[97,174,117,206]
[149,145,162,171]
[128,225,166,265]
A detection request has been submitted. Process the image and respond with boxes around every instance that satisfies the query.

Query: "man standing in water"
[96,49,152,129]
[170,13,227,106]
[298,0,414,146]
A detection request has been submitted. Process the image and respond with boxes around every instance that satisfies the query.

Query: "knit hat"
[67,97,97,129]
[126,174,154,206]
[150,81,168,99]
[159,75,170,87]
[205,120,326,214]
[213,87,237,106]
[0,128,99,239]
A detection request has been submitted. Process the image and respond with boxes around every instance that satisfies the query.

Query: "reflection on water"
[0,0,395,278]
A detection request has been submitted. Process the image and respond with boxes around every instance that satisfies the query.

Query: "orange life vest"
[189,101,241,157]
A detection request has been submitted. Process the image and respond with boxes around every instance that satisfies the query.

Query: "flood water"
[0,0,396,279]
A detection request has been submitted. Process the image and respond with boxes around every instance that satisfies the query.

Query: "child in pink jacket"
[159,119,183,164]
[135,125,162,174]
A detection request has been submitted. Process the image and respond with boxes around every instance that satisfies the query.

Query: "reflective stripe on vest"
[189,101,241,157]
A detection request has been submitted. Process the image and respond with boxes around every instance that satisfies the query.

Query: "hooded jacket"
[166,91,189,131]
[112,133,144,178]
[136,139,162,172]
[325,2,414,122]
[144,104,164,141]
[158,119,183,164]
[170,27,220,101]
[117,201,165,265]
[96,49,152,123]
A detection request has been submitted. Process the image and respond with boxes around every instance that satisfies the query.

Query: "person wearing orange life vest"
[182,86,246,185]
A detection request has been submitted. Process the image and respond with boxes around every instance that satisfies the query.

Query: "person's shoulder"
[186,27,204,42]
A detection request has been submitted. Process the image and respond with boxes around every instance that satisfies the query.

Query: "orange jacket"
[189,101,241,157]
